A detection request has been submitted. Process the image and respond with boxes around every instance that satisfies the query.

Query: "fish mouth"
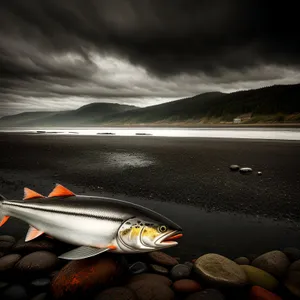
[156,230,183,247]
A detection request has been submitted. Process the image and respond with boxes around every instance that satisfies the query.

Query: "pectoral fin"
[25,226,44,242]
[58,246,110,260]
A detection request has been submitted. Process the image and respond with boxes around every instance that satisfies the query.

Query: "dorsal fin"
[24,188,45,200]
[25,226,44,242]
[48,184,75,198]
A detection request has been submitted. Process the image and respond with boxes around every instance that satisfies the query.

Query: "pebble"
[129,261,148,275]
[252,250,290,278]
[127,280,174,300]
[0,235,16,244]
[185,289,225,300]
[51,255,121,299]
[15,251,58,276]
[0,235,16,253]
[283,247,300,262]
[30,278,51,290]
[184,261,194,269]
[250,286,282,300]
[0,284,29,300]
[0,254,22,272]
[31,293,48,300]
[94,287,138,300]
[128,273,172,286]
[234,257,250,265]
[13,239,55,255]
[148,251,178,266]
[173,279,202,293]
[170,264,191,280]
[239,167,253,174]
[150,264,169,275]
[284,259,300,297]
[240,265,278,291]
[230,165,240,171]
[194,254,248,287]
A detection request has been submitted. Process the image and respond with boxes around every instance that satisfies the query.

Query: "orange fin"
[25,226,44,242]
[107,245,117,250]
[48,184,75,197]
[0,216,10,226]
[24,188,45,200]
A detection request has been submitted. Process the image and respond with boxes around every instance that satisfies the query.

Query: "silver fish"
[0,184,183,260]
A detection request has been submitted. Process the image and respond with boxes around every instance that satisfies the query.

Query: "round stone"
[0,284,28,300]
[230,165,240,171]
[128,273,172,286]
[0,236,15,252]
[184,262,194,269]
[240,265,278,291]
[13,239,55,255]
[0,254,22,272]
[170,264,191,280]
[148,251,178,267]
[150,264,168,275]
[240,167,253,174]
[31,293,48,300]
[15,251,58,275]
[185,289,225,300]
[173,279,202,293]
[194,254,248,287]
[234,257,250,265]
[129,261,148,275]
[31,278,51,289]
[284,260,300,297]
[250,286,282,300]
[94,287,138,300]
[0,235,16,244]
[283,247,300,262]
[252,250,290,278]
[127,280,174,300]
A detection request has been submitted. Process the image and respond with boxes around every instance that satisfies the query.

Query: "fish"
[0,184,183,260]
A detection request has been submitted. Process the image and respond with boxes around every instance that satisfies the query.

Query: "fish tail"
[0,194,10,226]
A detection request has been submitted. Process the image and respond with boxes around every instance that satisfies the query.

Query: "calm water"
[1,126,300,140]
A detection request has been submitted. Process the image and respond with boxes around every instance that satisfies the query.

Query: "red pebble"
[250,286,282,300]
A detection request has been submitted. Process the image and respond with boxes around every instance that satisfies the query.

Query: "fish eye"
[158,225,167,233]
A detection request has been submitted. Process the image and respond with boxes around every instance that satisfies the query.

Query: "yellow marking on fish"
[142,227,160,240]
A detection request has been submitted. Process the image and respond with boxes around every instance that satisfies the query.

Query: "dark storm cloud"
[0,0,300,115]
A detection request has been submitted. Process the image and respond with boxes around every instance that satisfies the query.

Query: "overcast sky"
[1,0,299,116]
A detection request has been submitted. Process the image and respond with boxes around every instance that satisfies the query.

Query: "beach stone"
[0,235,16,244]
[240,167,253,174]
[230,165,240,171]
[31,293,48,300]
[170,264,191,280]
[0,235,15,252]
[30,278,51,290]
[250,286,282,300]
[127,280,174,300]
[184,262,194,269]
[173,279,202,293]
[150,264,169,275]
[283,247,300,262]
[13,239,55,255]
[0,284,29,300]
[51,255,122,299]
[194,254,248,287]
[252,250,290,278]
[15,251,58,275]
[0,254,22,272]
[94,287,138,300]
[234,257,250,265]
[148,251,178,267]
[284,260,300,297]
[240,265,278,291]
[129,261,148,275]
[128,273,172,286]
[185,289,225,300]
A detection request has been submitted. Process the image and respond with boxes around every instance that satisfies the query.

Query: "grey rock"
[0,254,22,272]
[129,261,148,275]
[30,278,51,289]
[94,287,138,300]
[184,262,194,269]
[252,250,290,278]
[234,257,250,265]
[1,285,28,300]
[150,264,168,275]
[283,247,300,262]
[185,289,225,300]
[170,264,191,281]
[239,167,253,174]
[230,165,240,171]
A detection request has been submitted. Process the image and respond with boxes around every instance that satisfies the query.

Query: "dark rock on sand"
[94,287,138,300]
[13,239,55,255]
[283,247,300,262]
[284,260,300,297]
[229,165,240,171]
[234,257,250,265]
[0,235,16,252]
[250,286,282,300]
[31,293,48,300]
[240,265,278,291]
[15,251,58,276]
[173,279,202,293]
[150,264,169,275]
[170,264,191,281]
[194,254,248,287]
[252,250,290,278]
[185,289,225,300]
[129,261,148,275]
[51,255,122,299]
[127,280,174,300]
[0,254,21,272]
[0,284,29,300]
[148,251,178,267]
[239,167,253,174]
[128,273,172,286]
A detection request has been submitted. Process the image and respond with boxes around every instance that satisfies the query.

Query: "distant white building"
[233,118,241,124]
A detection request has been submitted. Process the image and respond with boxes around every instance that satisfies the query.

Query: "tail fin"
[0,194,10,226]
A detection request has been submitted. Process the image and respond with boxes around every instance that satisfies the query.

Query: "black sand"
[0,133,299,259]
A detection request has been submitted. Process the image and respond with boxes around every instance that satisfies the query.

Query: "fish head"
[117,217,183,252]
